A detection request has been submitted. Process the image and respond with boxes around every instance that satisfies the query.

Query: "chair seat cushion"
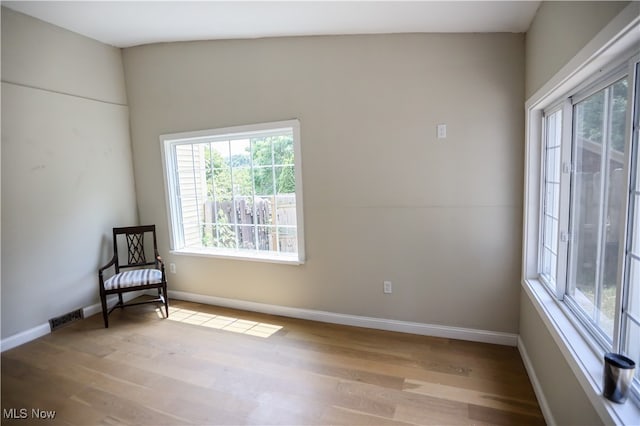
[104,268,163,290]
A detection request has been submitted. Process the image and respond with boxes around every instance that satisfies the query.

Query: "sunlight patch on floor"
[157,306,283,338]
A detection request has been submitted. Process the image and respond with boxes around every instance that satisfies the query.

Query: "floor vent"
[49,309,84,331]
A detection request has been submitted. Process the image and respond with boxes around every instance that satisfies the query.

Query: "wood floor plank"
[394,401,479,426]
[1,298,545,425]
[403,379,541,417]
[468,404,546,426]
[322,405,415,426]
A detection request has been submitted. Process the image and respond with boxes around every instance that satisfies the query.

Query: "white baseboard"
[1,289,517,352]
[1,291,145,353]
[0,323,51,353]
[167,290,518,346]
[517,336,556,426]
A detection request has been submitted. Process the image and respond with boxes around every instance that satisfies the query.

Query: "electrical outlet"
[383,281,392,294]
[169,263,176,274]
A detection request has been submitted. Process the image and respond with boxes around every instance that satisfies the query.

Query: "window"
[532,54,640,401]
[160,120,305,264]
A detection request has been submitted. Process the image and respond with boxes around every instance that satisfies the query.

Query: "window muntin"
[161,120,304,264]
[566,77,629,341]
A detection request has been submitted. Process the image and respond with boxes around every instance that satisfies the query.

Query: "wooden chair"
[98,225,169,328]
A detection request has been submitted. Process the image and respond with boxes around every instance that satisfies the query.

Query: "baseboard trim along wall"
[0,322,51,353]
[517,336,556,426]
[0,291,144,352]
[167,290,519,346]
[1,289,518,352]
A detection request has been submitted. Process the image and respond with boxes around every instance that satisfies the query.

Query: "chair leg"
[118,293,124,309]
[100,292,109,328]
[164,283,169,318]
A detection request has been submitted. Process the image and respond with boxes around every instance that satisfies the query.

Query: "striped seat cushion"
[104,268,163,290]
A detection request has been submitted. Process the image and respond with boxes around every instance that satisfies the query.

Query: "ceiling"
[2,1,541,48]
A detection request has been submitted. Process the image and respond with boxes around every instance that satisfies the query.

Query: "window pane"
[633,194,640,254]
[238,225,255,250]
[550,252,557,282]
[232,167,253,196]
[175,143,207,249]
[254,166,275,196]
[255,196,273,225]
[544,184,554,216]
[182,220,203,249]
[205,200,236,249]
[275,166,296,194]
[546,147,560,182]
[567,78,628,341]
[278,227,298,253]
[622,319,640,385]
[610,77,628,152]
[201,199,215,246]
[576,91,605,145]
[276,194,297,228]
[273,135,294,165]
[213,223,237,249]
[255,225,273,251]
[230,138,251,167]
[251,137,273,166]
[541,248,552,278]
[201,223,214,248]
[208,141,232,200]
[547,185,554,217]
[627,258,640,319]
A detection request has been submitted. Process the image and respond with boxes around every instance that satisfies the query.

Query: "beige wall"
[525,1,629,98]
[123,33,525,333]
[1,8,138,338]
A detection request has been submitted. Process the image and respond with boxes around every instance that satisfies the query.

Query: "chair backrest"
[113,225,159,272]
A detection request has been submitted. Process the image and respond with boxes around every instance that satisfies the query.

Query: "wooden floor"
[1,298,545,425]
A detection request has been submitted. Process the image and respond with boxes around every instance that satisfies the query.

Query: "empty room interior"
[1,1,640,425]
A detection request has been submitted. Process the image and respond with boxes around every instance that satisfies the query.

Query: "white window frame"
[522,4,640,425]
[160,119,305,265]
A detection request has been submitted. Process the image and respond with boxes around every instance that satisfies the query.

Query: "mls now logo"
[3,408,56,419]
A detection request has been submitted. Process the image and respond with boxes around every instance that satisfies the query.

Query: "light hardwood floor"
[1,298,545,425]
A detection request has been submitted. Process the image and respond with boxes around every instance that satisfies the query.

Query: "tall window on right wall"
[539,56,640,398]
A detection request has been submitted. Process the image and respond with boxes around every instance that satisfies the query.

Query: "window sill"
[522,278,639,425]
[170,247,304,265]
